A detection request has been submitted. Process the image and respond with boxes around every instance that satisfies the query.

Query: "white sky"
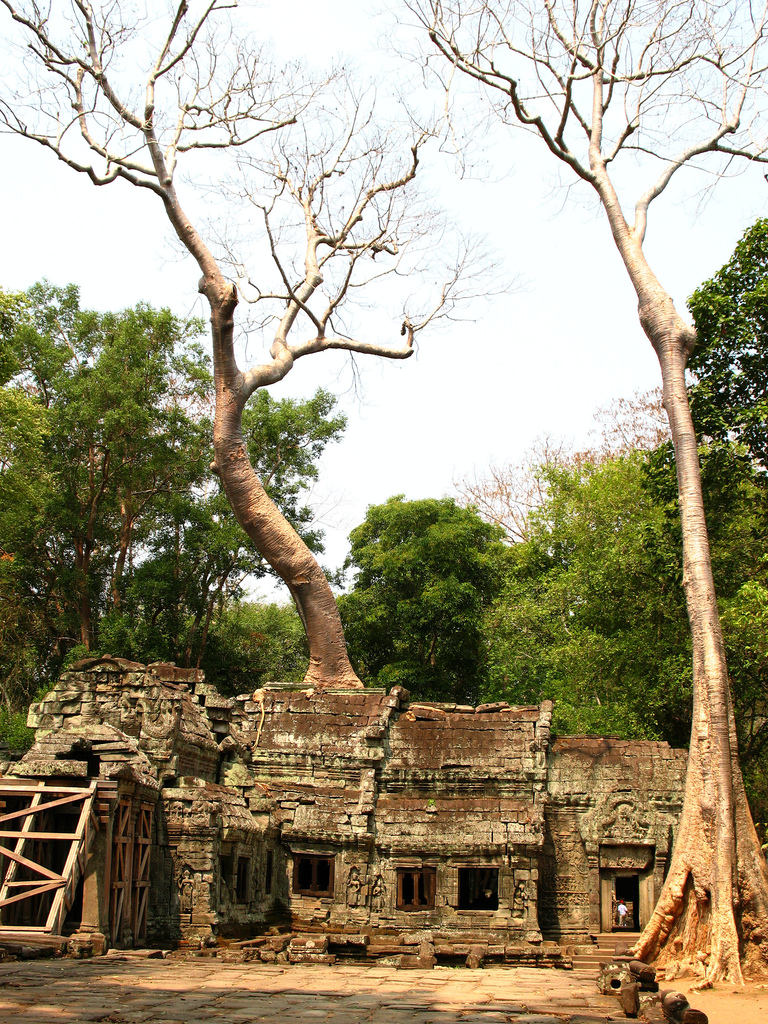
[1,0,766,597]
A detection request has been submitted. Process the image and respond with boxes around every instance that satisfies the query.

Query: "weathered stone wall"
[2,659,687,955]
[540,737,687,942]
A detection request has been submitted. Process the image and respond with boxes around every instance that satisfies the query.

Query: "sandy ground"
[676,978,768,1024]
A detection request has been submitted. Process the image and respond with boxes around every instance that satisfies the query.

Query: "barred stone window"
[396,867,436,910]
[293,855,334,896]
[458,867,499,910]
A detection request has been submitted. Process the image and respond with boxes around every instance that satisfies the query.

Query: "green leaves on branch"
[688,217,768,472]
[0,281,346,710]
[483,452,693,746]
[339,496,504,704]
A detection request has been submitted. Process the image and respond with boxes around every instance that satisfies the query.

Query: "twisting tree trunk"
[203,281,361,686]
[0,3,458,687]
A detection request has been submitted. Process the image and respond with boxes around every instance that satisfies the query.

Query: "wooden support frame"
[0,780,98,936]
[109,799,133,946]
[131,803,152,943]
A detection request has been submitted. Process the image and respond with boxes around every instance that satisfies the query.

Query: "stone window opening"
[458,867,499,910]
[396,867,436,911]
[293,855,334,897]
[264,850,273,895]
[235,857,250,903]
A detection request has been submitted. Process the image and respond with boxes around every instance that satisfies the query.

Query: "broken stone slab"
[287,951,336,964]
[680,1012,708,1024]
[598,960,633,995]
[619,980,640,1017]
[397,953,437,969]
[629,958,656,982]
[659,990,710,1024]
[368,942,415,957]
[400,929,433,944]
[407,705,446,721]
[8,759,89,777]
[466,943,486,969]
[327,934,369,948]
[289,935,329,953]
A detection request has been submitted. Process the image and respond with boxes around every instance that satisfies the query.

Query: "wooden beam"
[0,846,63,881]
[0,881,62,910]
[0,791,96,826]
[0,831,80,841]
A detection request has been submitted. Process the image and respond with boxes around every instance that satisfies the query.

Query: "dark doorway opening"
[614,873,640,930]
[458,867,499,910]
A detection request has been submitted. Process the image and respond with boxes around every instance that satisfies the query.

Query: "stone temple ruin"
[0,658,687,965]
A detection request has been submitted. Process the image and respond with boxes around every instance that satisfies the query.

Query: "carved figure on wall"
[346,866,361,907]
[180,866,195,915]
[603,798,652,843]
[512,881,527,920]
[371,874,385,913]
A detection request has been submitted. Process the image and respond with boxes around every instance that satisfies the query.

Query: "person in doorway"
[617,898,628,928]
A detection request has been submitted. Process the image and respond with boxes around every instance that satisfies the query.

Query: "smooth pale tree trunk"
[201,278,362,689]
[593,170,768,981]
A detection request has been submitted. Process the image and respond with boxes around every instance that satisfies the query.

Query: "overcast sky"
[1,0,766,597]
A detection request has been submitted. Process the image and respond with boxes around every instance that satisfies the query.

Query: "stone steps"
[571,932,641,975]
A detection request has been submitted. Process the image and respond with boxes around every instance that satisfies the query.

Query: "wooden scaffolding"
[0,779,99,940]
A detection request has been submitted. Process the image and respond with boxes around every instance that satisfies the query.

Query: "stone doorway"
[613,872,640,930]
[599,844,654,933]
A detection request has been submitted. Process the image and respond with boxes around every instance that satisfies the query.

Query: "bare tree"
[411,0,768,981]
[0,1,474,688]
[455,436,569,542]
[456,390,670,542]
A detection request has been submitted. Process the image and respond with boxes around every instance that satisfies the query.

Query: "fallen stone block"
[619,980,640,1017]
[629,958,656,984]
[466,943,486,969]
[287,951,336,964]
[598,960,632,995]
[289,934,329,953]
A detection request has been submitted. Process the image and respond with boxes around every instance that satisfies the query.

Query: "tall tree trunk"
[630,305,768,981]
[203,282,361,688]
[589,168,768,979]
[111,494,133,610]
[74,541,93,651]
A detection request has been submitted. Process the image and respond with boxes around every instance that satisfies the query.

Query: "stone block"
[619,980,640,1017]
[288,951,336,964]
[290,935,329,953]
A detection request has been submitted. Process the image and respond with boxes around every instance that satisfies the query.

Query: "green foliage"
[339,496,504,704]
[688,217,768,472]
[0,708,35,752]
[202,601,309,696]
[0,281,346,707]
[483,453,693,745]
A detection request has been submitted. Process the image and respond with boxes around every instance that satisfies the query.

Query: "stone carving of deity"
[346,866,361,907]
[371,874,385,913]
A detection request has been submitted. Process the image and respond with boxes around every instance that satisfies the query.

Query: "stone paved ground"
[0,956,625,1024]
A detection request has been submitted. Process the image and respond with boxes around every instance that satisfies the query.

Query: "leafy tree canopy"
[483,451,693,745]
[339,496,505,704]
[688,217,768,472]
[0,282,346,729]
